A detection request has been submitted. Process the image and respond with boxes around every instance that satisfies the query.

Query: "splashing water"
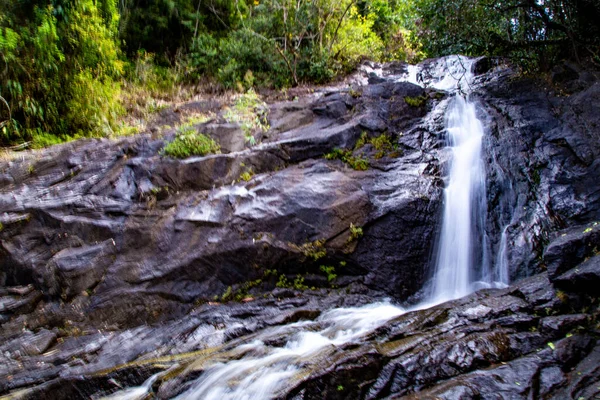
[174,302,404,400]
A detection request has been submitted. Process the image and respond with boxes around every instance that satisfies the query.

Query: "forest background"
[0,0,598,147]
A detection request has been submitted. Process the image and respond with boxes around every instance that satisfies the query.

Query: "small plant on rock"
[239,169,254,182]
[224,89,269,145]
[320,265,337,283]
[370,134,395,159]
[324,148,369,171]
[298,239,327,261]
[162,126,221,158]
[404,94,428,108]
[348,223,363,242]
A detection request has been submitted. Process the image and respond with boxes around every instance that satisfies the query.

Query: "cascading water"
[429,95,489,303]
[419,56,508,303]
[103,302,406,400]
[173,303,404,400]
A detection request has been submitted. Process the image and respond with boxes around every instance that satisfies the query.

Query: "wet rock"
[551,62,580,84]
[544,225,600,279]
[21,329,57,356]
[553,253,600,295]
[267,99,315,137]
[42,239,117,299]
[551,343,600,399]
[0,289,42,315]
[539,314,589,336]
[480,69,600,283]
[472,56,505,75]
[201,122,246,153]
[553,334,596,370]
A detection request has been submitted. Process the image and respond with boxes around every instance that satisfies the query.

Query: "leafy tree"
[0,0,122,144]
[118,0,200,62]
[414,0,600,69]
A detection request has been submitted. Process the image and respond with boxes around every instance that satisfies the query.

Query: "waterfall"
[495,224,510,285]
[421,55,508,304]
[429,95,489,303]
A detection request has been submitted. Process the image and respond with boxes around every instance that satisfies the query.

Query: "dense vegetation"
[414,0,600,71]
[1,0,598,146]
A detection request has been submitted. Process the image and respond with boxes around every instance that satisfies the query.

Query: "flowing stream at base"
[104,56,510,400]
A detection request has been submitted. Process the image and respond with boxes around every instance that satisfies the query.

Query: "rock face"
[0,80,440,329]
[478,66,600,281]
[0,57,599,399]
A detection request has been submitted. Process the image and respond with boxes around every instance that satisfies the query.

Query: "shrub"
[223,89,269,144]
[404,95,428,107]
[0,0,123,145]
[331,7,384,73]
[162,126,221,158]
[325,147,369,171]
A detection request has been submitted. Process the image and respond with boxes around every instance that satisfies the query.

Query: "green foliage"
[162,126,221,158]
[325,148,369,170]
[126,52,180,97]
[354,131,402,158]
[354,131,369,149]
[296,239,327,261]
[0,0,432,147]
[181,0,420,88]
[320,265,337,283]
[348,223,363,242]
[276,274,309,290]
[404,95,427,108]
[221,286,233,302]
[370,133,394,158]
[224,89,269,144]
[239,170,254,182]
[414,0,600,70]
[118,0,199,63]
[332,6,384,72]
[67,70,123,137]
[0,0,123,144]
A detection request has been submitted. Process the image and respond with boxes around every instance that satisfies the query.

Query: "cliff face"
[480,62,600,282]
[0,58,599,399]
[0,77,441,330]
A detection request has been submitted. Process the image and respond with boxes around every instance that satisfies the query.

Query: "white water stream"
[428,57,508,304]
[430,94,488,303]
[174,302,404,399]
[104,56,510,400]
